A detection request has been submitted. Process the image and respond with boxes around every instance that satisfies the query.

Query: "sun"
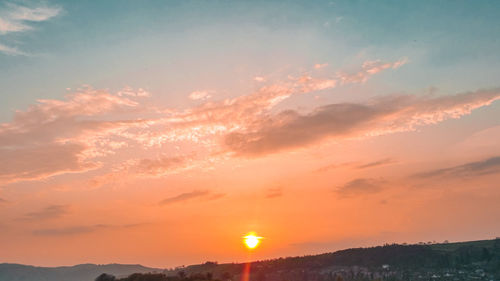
[243,232,262,249]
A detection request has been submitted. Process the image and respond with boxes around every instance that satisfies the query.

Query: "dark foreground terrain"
[1,238,499,281]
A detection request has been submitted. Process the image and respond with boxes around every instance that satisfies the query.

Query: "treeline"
[96,272,221,281]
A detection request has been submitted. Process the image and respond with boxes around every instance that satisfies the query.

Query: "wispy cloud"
[0,2,61,55]
[413,156,500,179]
[254,76,266,82]
[189,90,213,101]
[129,155,191,176]
[33,224,109,236]
[0,42,26,55]
[314,63,328,69]
[356,158,396,169]
[7,3,61,22]
[159,190,225,206]
[20,204,69,221]
[0,87,149,184]
[266,187,283,198]
[314,158,395,173]
[335,178,385,198]
[337,58,408,84]
[32,223,147,236]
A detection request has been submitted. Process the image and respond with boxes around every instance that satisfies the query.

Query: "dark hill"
[0,263,161,281]
[166,238,500,281]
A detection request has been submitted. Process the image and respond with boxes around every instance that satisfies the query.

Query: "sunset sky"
[1,0,500,268]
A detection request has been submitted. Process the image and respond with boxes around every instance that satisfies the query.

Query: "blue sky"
[2,0,500,121]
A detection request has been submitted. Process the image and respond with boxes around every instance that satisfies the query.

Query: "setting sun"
[243,233,263,249]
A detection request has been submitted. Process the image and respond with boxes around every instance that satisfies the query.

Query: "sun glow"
[243,232,262,249]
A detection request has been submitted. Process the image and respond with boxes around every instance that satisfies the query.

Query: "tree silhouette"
[95,273,116,281]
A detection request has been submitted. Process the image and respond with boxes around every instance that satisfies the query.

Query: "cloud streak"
[159,190,224,206]
[0,2,61,55]
[20,204,70,221]
[224,89,500,156]
[33,224,109,236]
[32,223,148,236]
[413,156,500,179]
[356,158,396,169]
[266,187,283,198]
[189,90,213,101]
[335,178,385,198]
[337,58,408,84]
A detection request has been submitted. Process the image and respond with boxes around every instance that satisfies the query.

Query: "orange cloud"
[0,87,149,183]
[337,58,408,84]
[314,63,328,69]
[19,205,70,221]
[412,156,500,179]
[0,61,449,183]
[224,89,500,156]
[159,190,225,206]
[335,178,385,198]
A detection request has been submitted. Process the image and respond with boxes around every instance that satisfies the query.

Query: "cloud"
[7,4,61,22]
[117,86,151,97]
[159,190,224,206]
[314,162,353,173]
[0,42,26,55]
[314,63,328,69]
[136,75,340,149]
[0,197,6,203]
[189,90,213,101]
[413,156,500,179]
[452,125,500,152]
[0,62,431,183]
[207,193,226,200]
[111,60,401,152]
[337,58,408,84]
[224,88,500,156]
[0,17,26,33]
[0,87,150,184]
[20,204,70,221]
[356,158,395,169]
[32,223,147,236]
[0,143,98,183]
[130,155,191,176]
[314,159,394,173]
[335,178,384,197]
[159,190,209,205]
[266,187,283,198]
[33,224,109,236]
[0,2,61,55]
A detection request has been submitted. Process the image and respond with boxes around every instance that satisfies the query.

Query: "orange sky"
[1,0,500,269]
[1,66,499,267]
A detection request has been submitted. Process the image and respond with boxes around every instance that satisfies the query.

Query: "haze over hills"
[1,238,499,281]
[0,263,161,281]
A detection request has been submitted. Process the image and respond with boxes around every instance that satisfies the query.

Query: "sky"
[1,0,500,268]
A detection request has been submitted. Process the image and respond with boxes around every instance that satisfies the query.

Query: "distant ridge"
[0,263,162,281]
